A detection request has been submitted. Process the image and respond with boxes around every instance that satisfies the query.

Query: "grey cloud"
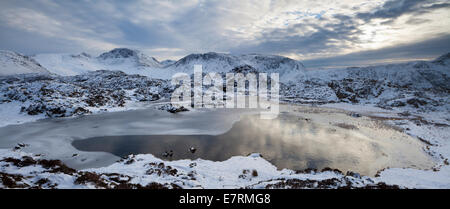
[232,18,362,55]
[0,0,449,64]
[405,18,431,25]
[356,0,450,22]
[0,0,234,56]
[0,24,87,55]
[229,0,449,64]
[302,34,450,68]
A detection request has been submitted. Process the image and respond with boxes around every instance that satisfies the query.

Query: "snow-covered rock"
[157,103,190,113]
[0,50,49,76]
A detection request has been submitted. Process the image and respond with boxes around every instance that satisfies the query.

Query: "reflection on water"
[72,114,427,175]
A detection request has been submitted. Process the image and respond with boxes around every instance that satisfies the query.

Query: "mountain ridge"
[1,48,449,85]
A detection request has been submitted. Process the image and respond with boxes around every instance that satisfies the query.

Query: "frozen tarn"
[376,118,450,189]
[0,103,448,188]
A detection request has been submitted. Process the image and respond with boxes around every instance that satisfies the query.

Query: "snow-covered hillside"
[283,53,450,112]
[33,52,101,76]
[33,49,164,77]
[6,48,449,93]
[0,71,172,125]
[166,52,306,82]
[0,50,49,76]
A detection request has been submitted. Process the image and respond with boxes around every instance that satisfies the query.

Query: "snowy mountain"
[32,50,306,81]
[3,48,449,112]
[166,52,306,81]
[0,50,49,76]
[283,53,450,110]
[33,48,164,77]
[97,48,161,68]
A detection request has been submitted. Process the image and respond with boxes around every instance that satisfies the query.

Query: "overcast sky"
[0,0,449,68]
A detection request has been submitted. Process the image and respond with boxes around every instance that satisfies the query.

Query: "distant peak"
[97,48,161,67]
[98,48,139,59]
[71,52,92,59]
[433,52,450,65]
[80,52,92,57]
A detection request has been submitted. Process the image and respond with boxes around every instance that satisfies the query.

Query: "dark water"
[72,114,401,174]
